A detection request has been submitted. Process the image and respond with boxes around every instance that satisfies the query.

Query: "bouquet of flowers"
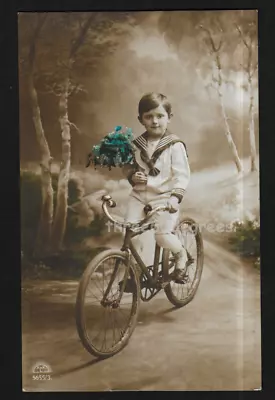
[86,126,135,170]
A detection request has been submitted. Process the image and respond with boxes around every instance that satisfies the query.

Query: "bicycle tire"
[162,217,204,308]
[75,249,140,358]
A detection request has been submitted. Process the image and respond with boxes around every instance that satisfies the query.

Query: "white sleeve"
[170,142,190,201]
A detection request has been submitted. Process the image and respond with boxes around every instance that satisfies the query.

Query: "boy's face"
[138,104,171,137]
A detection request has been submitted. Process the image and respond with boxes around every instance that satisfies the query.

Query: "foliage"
[18,12,136,97]
[87,125,135,170]
[21,246,109,279]
[158,10,257,81]
[228,217,260,268]
[21,170,105,259]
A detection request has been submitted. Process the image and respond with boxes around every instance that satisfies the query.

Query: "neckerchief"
[132,130,187,176]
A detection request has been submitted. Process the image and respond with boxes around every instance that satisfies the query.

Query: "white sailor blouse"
[123,130,190,203]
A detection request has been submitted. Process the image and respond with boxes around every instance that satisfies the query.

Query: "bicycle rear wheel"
[76,249,140,358]
[162,217,204,307]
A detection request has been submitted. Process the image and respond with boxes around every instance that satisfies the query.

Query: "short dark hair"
[138,92,172,118]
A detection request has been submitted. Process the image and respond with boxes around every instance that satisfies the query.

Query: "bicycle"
[75,194,204,359]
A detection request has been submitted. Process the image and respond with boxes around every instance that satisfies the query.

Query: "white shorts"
[124,191,179,234]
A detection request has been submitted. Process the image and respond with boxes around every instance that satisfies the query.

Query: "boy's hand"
[167,196,180,213]
[132,171,148,184]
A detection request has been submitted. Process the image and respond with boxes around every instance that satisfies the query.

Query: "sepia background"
[19,10,261,391]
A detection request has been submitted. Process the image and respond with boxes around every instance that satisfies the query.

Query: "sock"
[155,233,183,253]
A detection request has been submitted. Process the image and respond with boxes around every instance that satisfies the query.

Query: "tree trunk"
[28,73,54,255]
[51,78,71,252]
[217,85,243,174]
[248,78,257,172]
[50,16,94,252]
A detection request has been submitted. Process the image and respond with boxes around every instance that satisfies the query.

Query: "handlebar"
[101,194,170,229]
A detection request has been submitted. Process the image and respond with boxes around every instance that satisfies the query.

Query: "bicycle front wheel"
[75,249,140,359]
[162,217,204,308]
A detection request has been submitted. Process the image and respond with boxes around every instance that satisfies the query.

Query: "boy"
[123,92,190,282]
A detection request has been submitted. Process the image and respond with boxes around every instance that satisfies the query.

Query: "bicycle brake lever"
[143,204,152,215]
[102,194,116,208]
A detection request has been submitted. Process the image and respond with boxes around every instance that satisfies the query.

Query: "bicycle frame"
[121,225,163,288]
[100,195,171,303]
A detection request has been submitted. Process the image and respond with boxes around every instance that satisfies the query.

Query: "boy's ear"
[167,113,173,123]
[138,115,143,125]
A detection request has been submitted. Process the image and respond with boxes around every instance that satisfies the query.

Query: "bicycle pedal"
[174,275,189,284]
[159,281,170,289]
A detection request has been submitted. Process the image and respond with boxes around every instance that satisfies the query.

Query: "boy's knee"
[155,232,171,248]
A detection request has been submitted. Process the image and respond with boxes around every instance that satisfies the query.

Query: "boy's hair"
[138,92,172,118]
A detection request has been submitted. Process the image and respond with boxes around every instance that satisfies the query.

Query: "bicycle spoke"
[100,312,107,351]
[176,282,180,298]
[185,237,195,253]
[113,309,126,339]
[90,308,107,343]
[85,287,102,303]
[162,220,203,308]
[86,299,101,304]
[92,275,104,296]
[118,309,128,329]
[78,253,139,356]
[110,309,117,347]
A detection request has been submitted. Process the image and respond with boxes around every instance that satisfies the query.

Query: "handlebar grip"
[101,194,116,208]
[108,200,116,208]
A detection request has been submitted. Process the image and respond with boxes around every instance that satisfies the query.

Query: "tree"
[45,12,134,251]
[199,22,243,173]
[19,13,54,255]
[48,14,96,252]
[20,12,137,253]
[158,10,244,173]
[235,11,258,172]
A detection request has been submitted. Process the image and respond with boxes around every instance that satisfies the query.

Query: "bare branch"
[206,81,218,96]
[236,24,254,75]
[29,14,48,71]
[199,25,219,53]
[251,62,258,77]
[69,13,97,60]
[68,121,81,134]
[235,24,249,49]
[38,82,63,97]
[68,83,88,97]
[77,16,84,31]
[76,86,88,94]
[216,40,223,52]
[224,79,236,87]
[247,44,253,75]
[227,117,239,123]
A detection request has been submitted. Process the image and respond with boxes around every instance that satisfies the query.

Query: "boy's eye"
[145,114,164,119]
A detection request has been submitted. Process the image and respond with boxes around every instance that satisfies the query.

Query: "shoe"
[172,248,188,283]
[173,268,187,284]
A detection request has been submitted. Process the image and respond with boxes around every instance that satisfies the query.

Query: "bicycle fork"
[100,250,132,308]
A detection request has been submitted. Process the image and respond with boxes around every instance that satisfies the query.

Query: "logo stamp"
[31,361,52,381]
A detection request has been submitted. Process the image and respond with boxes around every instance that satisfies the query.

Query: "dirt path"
[22,238,261,391]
